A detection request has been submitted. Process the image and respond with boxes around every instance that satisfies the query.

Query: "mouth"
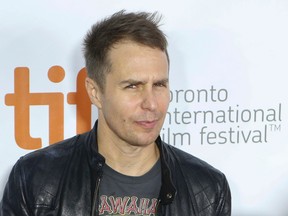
[135,120,158,129]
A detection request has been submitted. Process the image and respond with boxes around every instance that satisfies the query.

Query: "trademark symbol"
[269,124,281,132]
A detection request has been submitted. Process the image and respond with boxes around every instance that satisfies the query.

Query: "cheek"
[158,92,170,109]
[109,97,138,118]
[121,94,141,107]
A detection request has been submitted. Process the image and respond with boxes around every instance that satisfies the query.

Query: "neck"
[99,139,160,176]
[96,113,161,176]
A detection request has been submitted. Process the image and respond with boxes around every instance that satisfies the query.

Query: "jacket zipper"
[156,198,162,216]
[91,177,101,216]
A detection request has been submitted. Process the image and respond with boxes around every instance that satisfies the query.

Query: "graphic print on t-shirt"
[99,195,158,215]
[98,160,161,216]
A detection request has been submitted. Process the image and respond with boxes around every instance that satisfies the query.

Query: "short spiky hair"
[83,10,169,91]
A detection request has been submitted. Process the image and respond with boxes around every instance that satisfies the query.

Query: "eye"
[125,84,137,89]
[154,81,168,88]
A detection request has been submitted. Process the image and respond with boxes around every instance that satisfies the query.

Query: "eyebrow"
[119,79,145,86]
[119,78,169,85]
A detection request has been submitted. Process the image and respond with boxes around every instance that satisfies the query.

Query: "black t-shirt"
[99,160,161,216]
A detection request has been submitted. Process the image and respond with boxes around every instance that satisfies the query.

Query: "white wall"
[1,1,288,215]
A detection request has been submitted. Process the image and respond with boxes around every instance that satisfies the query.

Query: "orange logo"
[5,66,92,150]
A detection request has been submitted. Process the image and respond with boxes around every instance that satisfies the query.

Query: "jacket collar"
[86,121,176,205]
[156,136,177,205]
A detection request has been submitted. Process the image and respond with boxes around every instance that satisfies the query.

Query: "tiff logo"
[5,66,92,150]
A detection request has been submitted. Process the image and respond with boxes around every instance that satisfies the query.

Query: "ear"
[85,77,103,109]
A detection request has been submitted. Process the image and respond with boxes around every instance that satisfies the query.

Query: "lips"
[135,120,158,129]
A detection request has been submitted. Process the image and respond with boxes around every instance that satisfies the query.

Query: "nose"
[141,89,158,111]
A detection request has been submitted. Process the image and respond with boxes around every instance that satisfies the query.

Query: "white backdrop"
[1,1,288,215]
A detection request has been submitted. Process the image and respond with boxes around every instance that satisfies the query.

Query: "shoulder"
[19,135,80,166]
[162,143,231,212]
[163,142,228,187]
[13,133,89,184]
[1,135,82,213]
[8,134,86,199]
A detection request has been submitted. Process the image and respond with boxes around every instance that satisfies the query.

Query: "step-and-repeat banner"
[1,1,287,215]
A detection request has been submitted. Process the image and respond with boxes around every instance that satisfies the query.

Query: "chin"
[137,134,159,146]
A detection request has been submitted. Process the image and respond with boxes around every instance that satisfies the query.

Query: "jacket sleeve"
[0,159,31,216]
[216,174,232,216]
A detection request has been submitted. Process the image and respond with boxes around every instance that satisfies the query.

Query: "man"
[0,10,231,215]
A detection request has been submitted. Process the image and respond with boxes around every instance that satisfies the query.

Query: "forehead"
[107,41,169,76]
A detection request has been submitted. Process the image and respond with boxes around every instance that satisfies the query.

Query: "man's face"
[94,41,170,147]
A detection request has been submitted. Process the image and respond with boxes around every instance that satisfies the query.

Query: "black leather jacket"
[0,122,231,215]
